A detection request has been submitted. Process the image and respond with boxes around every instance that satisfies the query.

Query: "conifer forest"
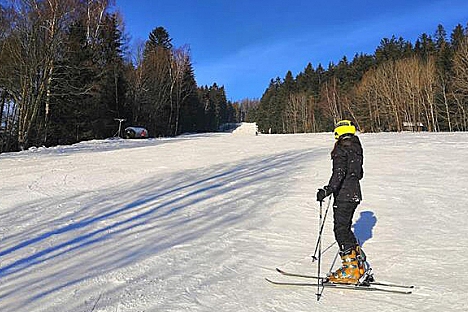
[1,0,468,153]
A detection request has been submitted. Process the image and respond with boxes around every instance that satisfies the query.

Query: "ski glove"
[316,186,332,202]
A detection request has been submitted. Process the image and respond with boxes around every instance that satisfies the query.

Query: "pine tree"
[450,24,465,51]
[414,33,436,60]
[146,26,173,52]
[174,50,200,135]
[48,21,96,145]
[91,14,127,139]
[375,36,413,64]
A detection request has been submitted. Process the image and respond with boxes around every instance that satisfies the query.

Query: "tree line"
[2,2,467,154]
[0,0,238,153]
[248,23,468,134]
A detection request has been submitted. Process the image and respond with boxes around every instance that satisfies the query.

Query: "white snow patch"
[232,122,258,136]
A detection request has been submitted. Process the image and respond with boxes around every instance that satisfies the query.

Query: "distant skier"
[316,120,368,284]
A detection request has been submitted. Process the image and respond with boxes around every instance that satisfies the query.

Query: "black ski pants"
[333,201,358,252]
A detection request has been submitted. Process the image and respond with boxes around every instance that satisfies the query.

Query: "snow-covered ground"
[0,132,467,312]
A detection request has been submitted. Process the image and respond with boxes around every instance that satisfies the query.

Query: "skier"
[316,120,368,284]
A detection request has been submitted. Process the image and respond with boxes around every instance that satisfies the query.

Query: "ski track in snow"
[0,132,467,311]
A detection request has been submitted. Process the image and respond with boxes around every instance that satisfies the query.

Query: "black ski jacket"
[327,135,363,203]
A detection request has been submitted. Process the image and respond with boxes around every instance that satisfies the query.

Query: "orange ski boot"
[327,248,362,284]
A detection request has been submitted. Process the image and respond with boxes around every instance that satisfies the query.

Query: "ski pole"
[316,198,323,301]
[328,249,340,275]
[311,196,331,262]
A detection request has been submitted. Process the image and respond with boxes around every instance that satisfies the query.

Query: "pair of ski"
[266,268,414,295]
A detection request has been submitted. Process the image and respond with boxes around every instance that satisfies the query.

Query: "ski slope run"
[0,132,467,311]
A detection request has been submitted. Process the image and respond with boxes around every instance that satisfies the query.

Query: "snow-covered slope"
[0,132,467,312]
[232,122,258,135]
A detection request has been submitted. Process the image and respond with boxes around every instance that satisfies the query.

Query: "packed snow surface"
[0,132,467,312]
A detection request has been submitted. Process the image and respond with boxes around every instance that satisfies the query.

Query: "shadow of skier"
[352,210,377,247]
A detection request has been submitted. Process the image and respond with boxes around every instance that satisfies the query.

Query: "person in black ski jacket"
[316,120,368,284]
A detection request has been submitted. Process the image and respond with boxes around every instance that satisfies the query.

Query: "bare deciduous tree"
[0,0,113,149]
[452,37,468,130]
[141,45,172,135]
[171,45,195,135]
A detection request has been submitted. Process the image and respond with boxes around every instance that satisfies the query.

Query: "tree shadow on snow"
[0,148,319,311]
[352,210,377,247]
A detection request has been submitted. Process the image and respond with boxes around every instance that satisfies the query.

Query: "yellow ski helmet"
[334,120,356,140]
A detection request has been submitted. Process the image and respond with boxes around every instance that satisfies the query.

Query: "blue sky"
[115,0,468,101]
